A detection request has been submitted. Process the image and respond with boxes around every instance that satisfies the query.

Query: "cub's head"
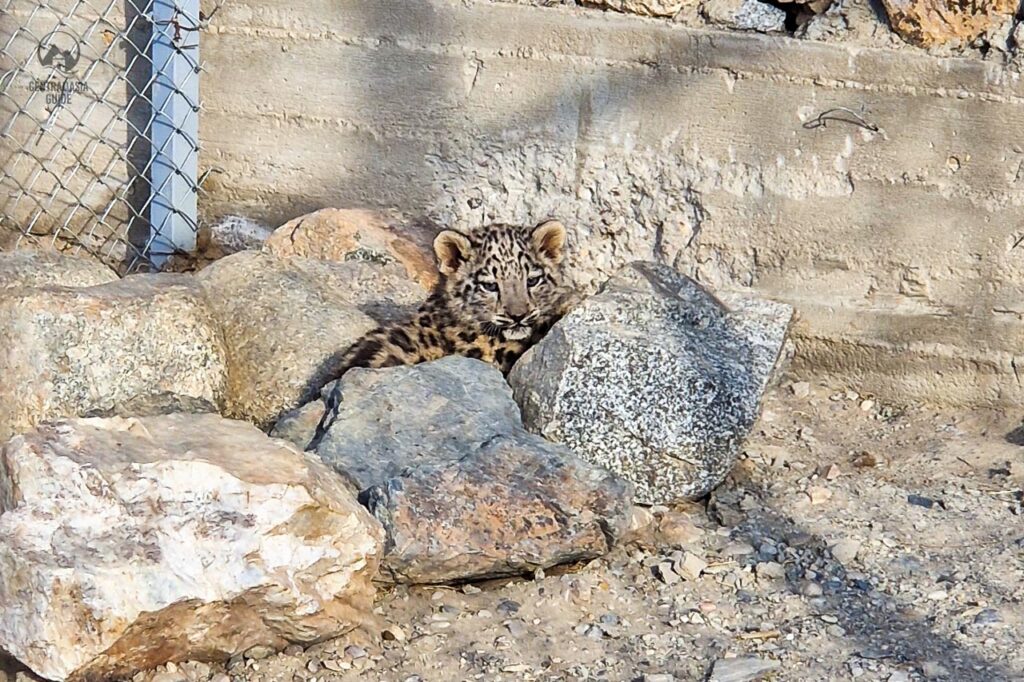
[433,220,570,341]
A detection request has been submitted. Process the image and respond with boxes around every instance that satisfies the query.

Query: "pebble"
[674,552,708,581]
[921,661,950,678]
[807,486,833,505]
[283,644,304,656]
[973,608,1002,625]
[461,583,482,594]
[888,672,910,682]
[244,645,274,660]
[790,381,811,398]
[496,599,521,616]
[654,561,681,585]
[382,625,407,642]
[756,561,786,580]
[345,645,367,659]
[907,494,936,509]
[643,674,676,682]
[830,539,861,564]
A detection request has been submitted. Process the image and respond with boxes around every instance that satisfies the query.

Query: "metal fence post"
[148,0,199,266]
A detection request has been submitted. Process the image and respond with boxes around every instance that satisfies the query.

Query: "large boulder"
[292,356,634,584]
[196,252,423,428]
[0,413,383,681]
[509,262,792,504]
[263,208,440,290]
[880,0,1015,48]
[0,274,227,442]
[0,249,118,290]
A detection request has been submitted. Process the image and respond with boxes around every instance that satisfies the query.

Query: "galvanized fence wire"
[0,0,219,274]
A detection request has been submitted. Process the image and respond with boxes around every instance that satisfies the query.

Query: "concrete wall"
[199,0,1024,409]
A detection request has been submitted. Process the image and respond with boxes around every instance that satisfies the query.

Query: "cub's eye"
[480,280,499,293]
[527,275,544,288]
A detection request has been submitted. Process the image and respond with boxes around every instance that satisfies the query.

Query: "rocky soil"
[13,379,1009,682]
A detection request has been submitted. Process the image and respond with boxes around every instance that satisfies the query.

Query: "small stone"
[461,584,482,595]
[344,645,367,659]
[644,675,676,682]
[860,399,875,412]
[820,614,839,624]
[973,608,1001,625]
[926,590,948,601]
[921,661,949,678]
[654,561,681,585]
[496,599,521,617]
[888,672,911,682]
[852,451,879,468]
[790,381,811,398]
[806,486,832,505]
[381,625,406,642]
[211,675,230,682]
[756,561,786,580]
[709,655,780,682]
[721,541,755,557]
[283,644,304,656]
[674,552,708,581]
[830,539,861,564]
[908,494,936,509]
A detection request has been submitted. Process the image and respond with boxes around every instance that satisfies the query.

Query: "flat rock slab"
[0,274,227,442]
[0,250,118,290]
[509,262,792,504]
[0,413,383,681]
[308,356,633,583]
[196,252,423,428]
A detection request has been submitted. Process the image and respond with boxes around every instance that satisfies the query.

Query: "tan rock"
[196,251,423,428]
[0,249,118,290]
[264,208,439,290]
[880,0,1015,47]
[0,274,227,441]
[0,413,383,681]
[585,0,695,17]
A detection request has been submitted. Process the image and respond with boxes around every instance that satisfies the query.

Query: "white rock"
[830,539,862,564]
[0,414,383,681]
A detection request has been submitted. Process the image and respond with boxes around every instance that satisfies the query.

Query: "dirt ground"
[10,377,1024,682]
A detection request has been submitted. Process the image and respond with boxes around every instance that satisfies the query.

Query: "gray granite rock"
[702,0,787,32]
[509,262,792,504]
[304,356,634,583]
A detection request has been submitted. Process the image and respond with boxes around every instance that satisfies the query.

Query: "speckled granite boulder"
[0,274,227,442]
[297,356,633,583]
[509,262,792,504]
[0,249,118,289]
[0,413,382,680]
[196,252,423,428]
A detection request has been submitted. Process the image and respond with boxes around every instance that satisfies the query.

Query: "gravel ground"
[7,379,1024,682]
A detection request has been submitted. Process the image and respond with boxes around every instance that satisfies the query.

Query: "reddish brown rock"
[880,0,1015,47]
[365,433,632,584]
[263,208,440,290]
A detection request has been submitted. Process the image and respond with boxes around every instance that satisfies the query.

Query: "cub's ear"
[531,219,567,264]
[433,229,472,275]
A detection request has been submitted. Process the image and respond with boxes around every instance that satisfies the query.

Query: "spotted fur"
[307,220,574,449]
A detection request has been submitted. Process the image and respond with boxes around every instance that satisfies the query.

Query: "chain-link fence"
[0,0,219,274]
